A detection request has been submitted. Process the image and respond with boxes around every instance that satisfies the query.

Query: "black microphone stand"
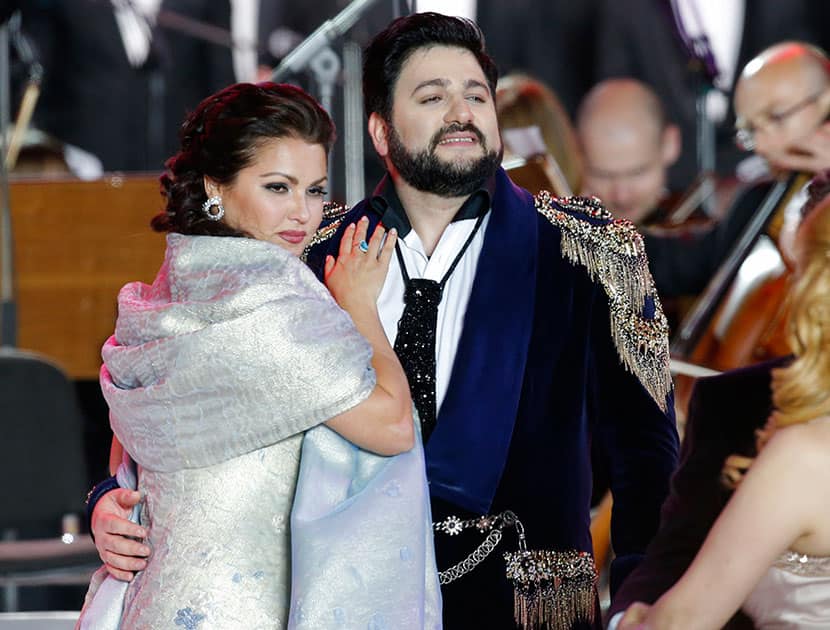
[0,16,16,347]
[270,0,393,204]
[667,0,721,216]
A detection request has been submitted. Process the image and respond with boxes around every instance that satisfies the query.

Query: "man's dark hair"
[362,12,498,121]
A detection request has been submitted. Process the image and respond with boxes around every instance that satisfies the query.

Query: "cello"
[669,171,809,423]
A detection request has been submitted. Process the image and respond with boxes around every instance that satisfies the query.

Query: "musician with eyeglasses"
[608,41,830,630]
[733,47,830,173]
[679,41,830,303]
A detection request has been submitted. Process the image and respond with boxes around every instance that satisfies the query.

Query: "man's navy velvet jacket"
[311,168,679,628]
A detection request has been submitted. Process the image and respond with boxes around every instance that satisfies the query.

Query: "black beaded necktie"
[393,214,485,442]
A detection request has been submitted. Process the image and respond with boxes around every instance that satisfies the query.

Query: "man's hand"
[90,488,150,581]
[616,601,653,629]
[775,122,830,174]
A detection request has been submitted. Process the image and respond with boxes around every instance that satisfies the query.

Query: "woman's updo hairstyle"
[153,82,335,235]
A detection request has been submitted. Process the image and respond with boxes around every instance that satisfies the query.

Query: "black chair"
[0,348,100,611]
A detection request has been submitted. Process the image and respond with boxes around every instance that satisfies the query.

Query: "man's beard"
[386,122,502,197]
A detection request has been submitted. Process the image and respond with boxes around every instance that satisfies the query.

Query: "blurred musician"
[594,0,822,193]
[578,78,682,227]
[670,42,830,370]
[576,79,733,311]
[735,43,830,178]
[608,42,830,630]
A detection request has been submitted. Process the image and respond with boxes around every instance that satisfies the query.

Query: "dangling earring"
[202,195,224,221]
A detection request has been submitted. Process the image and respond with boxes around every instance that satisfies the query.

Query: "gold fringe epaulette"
[535,191,672,412]
[305,202,350,251]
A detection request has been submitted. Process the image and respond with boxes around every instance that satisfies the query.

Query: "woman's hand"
[324,217,397,315]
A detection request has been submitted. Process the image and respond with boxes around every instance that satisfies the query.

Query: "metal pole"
[696,85,716,216]
[270,0,384,82]
[343,41,364,206]
[309,47,341,201]
[0,22,17,347]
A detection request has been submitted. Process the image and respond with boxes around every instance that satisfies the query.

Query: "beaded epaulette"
[305,202,350,253]
[535,191,672,412]
[302,202,351,265]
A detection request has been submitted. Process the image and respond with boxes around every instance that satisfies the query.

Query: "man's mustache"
[429,123,485,152]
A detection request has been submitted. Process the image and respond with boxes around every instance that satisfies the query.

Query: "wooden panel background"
[7,175,167,379]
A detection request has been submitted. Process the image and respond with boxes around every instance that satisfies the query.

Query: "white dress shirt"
[113,0,260,81]
[675,0,745,91]
[674,0,745,122]
[112,0,161,67]
[230,0,259,82]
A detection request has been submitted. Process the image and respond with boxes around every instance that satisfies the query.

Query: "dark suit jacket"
[312,169,680,628]
[610,357,790,629]
[594,0,819,192]
[22,0,236,172]
[156,0,236,161]
[476,0,601,116]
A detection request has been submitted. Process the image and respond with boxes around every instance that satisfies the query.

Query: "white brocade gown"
[743,552,830,629]
[121,438,303,629]
[76,234,440,629]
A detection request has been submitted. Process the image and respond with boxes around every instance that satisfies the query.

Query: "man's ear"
[368,112,390,158]
[660,123,681,167]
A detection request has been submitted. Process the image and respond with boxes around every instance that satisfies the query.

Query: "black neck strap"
[395,212,486,289]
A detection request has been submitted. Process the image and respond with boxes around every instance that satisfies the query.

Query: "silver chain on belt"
[433,511,523,585]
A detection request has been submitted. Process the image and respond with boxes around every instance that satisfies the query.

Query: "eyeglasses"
[734,90,827,152]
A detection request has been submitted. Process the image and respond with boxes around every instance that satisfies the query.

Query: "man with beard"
[86,13,678,629]
[328,14,677,627]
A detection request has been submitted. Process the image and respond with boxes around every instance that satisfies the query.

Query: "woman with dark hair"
[77,82,440,629]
